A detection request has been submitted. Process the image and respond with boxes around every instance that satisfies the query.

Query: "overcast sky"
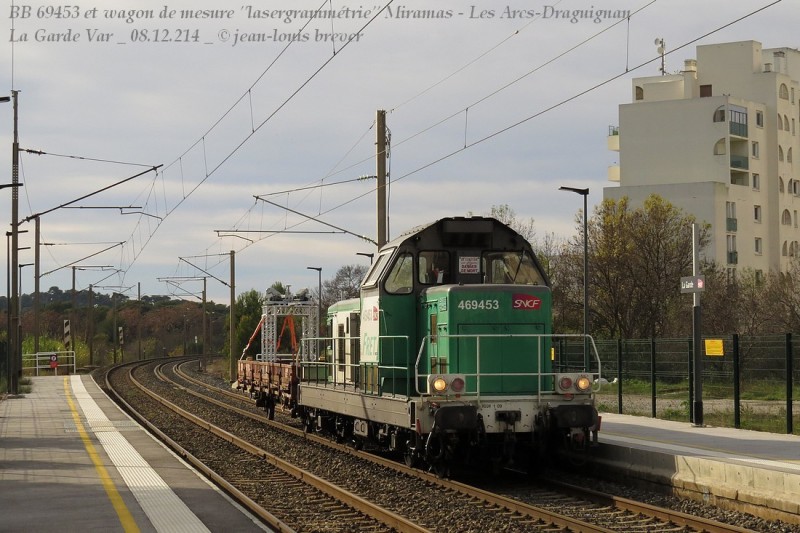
[0,0,796,303]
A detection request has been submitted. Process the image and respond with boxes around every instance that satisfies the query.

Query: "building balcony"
[727,251,738,264]
[730,155,749,170]
[607,133,619,152]
[729,122,748,138]
[607,165,620,182]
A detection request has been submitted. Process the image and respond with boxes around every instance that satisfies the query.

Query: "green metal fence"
[591,334,800,435]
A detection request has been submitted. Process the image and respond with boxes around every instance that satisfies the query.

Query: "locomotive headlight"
[427,374,468,395]
[558,376,573,391]
[575,375,592,392]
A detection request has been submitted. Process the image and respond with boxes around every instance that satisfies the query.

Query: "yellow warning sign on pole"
[705,339,724,357]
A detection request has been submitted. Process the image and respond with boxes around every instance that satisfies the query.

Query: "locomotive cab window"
[363,248,394,288]
[384,252,414,294]
[419,250,450,284]
[483,251,545,285]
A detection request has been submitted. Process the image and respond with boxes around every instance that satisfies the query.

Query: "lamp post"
[356,252,374,264]
[559,186,590,370]
[18,263,33,310]
[307,267,322,360]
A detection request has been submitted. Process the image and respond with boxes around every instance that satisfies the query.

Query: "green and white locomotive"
[295,216,601,475]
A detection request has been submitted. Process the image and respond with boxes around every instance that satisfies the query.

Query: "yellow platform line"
[64,377,141,533]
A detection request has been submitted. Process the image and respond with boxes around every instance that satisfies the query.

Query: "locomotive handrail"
[297,335,412,396]
[413,333,602,398]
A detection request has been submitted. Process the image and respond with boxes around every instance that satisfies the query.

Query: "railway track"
[104,357,759,533]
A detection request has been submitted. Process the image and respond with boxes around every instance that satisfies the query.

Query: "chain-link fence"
[587,334,800,435]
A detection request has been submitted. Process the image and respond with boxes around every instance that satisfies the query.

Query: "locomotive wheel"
[403,440,417,468]
[403,450,416,468]
[432,459,449,478]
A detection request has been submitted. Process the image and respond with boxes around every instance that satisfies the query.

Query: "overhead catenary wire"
[118,0,395,282]
[183,0,785,288]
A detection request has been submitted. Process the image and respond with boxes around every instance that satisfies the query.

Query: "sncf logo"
[512,294,541,310]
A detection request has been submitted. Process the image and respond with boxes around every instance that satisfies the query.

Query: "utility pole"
[9,90,20,394]
[34,215,40,353]
[138,282,142,360]
[691,223,704,426]
[229,250,236,381]
[376,109,387,247]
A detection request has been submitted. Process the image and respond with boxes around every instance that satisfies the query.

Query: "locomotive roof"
[382,216,532,250]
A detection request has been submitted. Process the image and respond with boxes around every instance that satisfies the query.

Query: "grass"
[596,378,800,435]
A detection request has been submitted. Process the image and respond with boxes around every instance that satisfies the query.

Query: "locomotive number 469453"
[457,299,500,310]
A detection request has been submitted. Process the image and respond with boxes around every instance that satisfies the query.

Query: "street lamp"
[356,252,374,264]
[307,267,322,360]
[559,186,590,370]
[18,263,33,305]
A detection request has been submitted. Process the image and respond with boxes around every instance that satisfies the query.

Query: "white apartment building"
[605,40,800,279]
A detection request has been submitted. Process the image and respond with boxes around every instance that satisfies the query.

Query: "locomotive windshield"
[483,250,546,285]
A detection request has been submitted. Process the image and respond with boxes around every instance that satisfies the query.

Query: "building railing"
[730,154,749,169]
[729,121,748,137]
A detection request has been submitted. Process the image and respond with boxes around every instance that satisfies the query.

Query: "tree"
[556,195,708,339]
[321,264,368,310]
[232,289,266,359]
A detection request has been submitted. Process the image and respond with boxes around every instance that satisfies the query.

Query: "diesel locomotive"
[237,216,601,475]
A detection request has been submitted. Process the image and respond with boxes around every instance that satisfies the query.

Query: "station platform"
[594,412,800,525]
[0,375,270,533]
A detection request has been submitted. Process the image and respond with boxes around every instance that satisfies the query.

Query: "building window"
[700,84,712,97]
[783,241,789,256]
[795,210,798,227]
[789,148,793,164]
[727,235,738,265]
[780,146,785,162]
[756,110,764,127]
[754,205,762,223]
[635,86,643,101]
[713,106,725,122]
[780,176,785,193]
[752,173,760,190]
[714,138,726,155]
[755,237,762,255]
[785,114,790,131]
[779,83,789,100]
[755,270,764,284]
[778,114,784,130]
[752,141,759,158]
[782,209,792,225]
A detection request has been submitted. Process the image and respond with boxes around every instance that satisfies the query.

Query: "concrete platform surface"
[0,375,270,533]
[595,412,800,524]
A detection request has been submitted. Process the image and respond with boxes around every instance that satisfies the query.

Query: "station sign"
[680,275,705,293]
